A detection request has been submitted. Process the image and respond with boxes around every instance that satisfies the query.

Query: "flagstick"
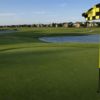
[97,48,100,93]
[97,69,100,93]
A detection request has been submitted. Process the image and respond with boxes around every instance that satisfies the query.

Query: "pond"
[0,30,18,35]
[39,34,100,43]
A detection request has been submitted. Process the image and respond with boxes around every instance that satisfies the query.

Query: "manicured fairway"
[0,28,99,100]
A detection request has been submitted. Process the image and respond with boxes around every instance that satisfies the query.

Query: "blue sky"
[0,0,99,25]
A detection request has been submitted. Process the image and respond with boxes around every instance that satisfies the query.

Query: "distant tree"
[68,22,73,27]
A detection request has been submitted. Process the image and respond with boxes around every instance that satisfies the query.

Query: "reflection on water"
[39,34,100,43]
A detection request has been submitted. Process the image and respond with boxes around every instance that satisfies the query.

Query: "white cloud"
[5,11,46,18]
[32,11,46,15]
[0,13,16,17]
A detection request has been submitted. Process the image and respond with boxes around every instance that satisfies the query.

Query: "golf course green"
[0,27,100,100]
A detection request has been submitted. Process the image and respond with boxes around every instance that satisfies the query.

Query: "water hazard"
[39,34,100,43]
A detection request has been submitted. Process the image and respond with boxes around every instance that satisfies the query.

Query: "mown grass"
[0,27,99,100]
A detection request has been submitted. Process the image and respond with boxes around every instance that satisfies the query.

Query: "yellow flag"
[82,3,100,21]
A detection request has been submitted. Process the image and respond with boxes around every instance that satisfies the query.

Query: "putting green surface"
[0,28,99,100]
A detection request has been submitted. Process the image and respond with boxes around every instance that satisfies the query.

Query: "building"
[74,22,81,28]
[63,23,68,28]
